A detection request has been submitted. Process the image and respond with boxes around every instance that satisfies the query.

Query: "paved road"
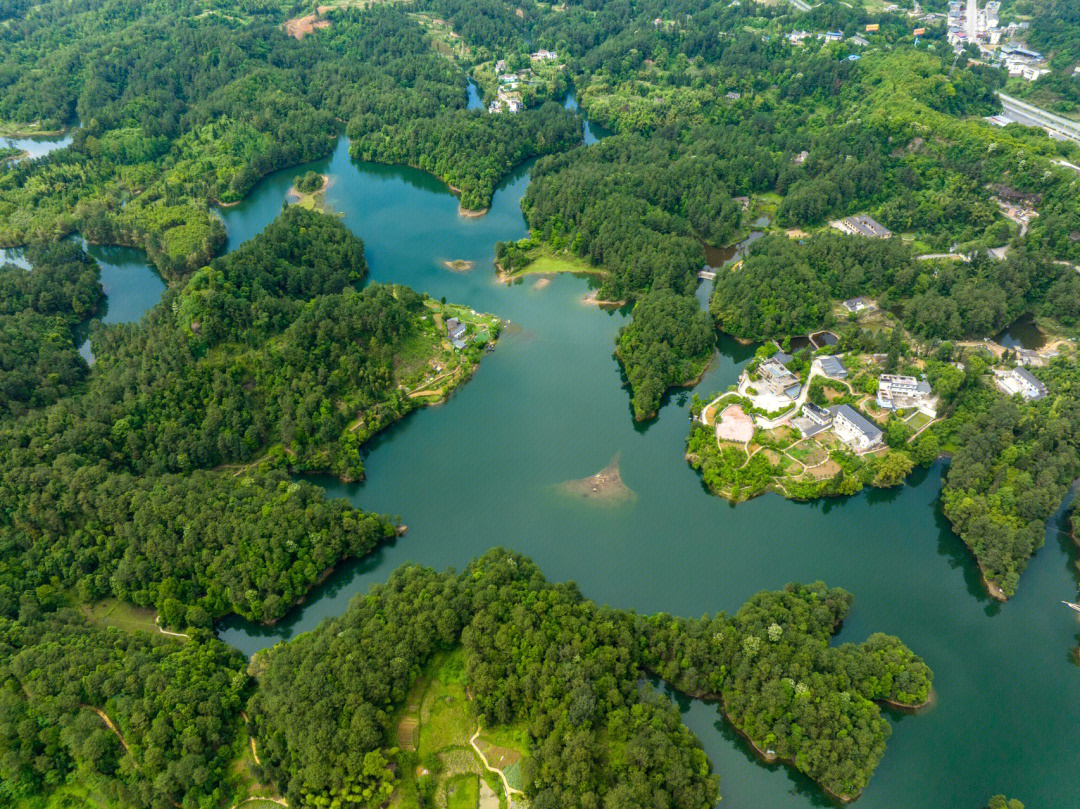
[997,93,1080,143]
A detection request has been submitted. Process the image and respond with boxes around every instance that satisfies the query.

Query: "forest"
[1,0,1078,805]
[251,550,932,807]
[711,234,1079,342]
[0,207,490,631]
[941,360,1080,598]
[0,240,102,415]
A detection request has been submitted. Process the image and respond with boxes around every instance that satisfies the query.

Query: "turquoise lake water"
[14,98,1078,808]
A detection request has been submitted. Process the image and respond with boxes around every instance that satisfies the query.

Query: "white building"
[1021,65,1051,81]
[530,49,557,61]
[877,374,936,415]
[995,367,1047,400]
[831,405,883,452]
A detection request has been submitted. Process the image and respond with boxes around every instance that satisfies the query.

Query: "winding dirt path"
[470,726,524,803]
[155,616,191,639]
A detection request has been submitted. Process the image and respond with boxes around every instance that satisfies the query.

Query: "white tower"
[967,0,978,40]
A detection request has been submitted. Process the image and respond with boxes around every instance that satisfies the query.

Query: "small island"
[558,454,636,505]
[288,170,331,212]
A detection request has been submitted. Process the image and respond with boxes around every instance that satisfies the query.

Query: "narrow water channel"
[208,124,1080,809]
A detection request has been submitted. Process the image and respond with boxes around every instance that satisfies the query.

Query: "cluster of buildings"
[944,0,1051,81]
[831,214,892,239]
[786,29,870,49]
[487,52,561,114]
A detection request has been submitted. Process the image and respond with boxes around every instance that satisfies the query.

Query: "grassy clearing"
[514,250,599,277]
[446,774,480,809]
[906,411,933,431]
[416,651,472,757]
[16,783,113,809]
[82,599,160,636]
[390,650,530,808]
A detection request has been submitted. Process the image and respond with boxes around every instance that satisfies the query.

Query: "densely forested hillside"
[251,550,932,807]
[0,207,499,629]
[0,240,102,414]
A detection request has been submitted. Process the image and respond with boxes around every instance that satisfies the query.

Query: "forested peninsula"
[0,206,500,627]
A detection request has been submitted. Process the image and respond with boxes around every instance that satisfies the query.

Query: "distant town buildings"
[831,214,892,239]
[824,31,843,43]
[945,1,1052,82]
[531,49,557,61]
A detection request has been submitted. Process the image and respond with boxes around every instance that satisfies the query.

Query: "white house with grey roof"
[830,404,883,451]
[995,367,1047,401]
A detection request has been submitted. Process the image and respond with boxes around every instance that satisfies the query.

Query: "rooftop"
[831,404,883,441]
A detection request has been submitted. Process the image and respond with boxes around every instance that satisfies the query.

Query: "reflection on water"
[0,131,74,161]
[703,231,765,268]
[0,246,30,269]
[995,312,1045,350]
[466,79,484,110]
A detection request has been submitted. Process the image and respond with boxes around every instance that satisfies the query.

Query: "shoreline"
[287,173,332,210]
[0,127,69,138]
[879,687,937,713]
[980,566,1008,602]
[654,677,859,804]
[458,204,489,217]
[676,350,719,389]
[1,149,29,163]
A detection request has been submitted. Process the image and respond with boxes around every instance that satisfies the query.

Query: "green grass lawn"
[417,651,474,759]
[16,783,115,809]
[82,599,161,636]
[516,250,599,276]
[906,411,933,431]
[445,774,479,809]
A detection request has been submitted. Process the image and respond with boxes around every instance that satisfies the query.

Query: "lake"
[996,312,1046,350]
[209,132,1080,807]
[3,241,167,362]
[0,131,73,161]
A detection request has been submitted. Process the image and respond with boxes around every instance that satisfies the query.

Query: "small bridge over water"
[697,269,717,280]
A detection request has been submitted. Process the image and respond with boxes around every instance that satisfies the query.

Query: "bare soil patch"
[558,454,636,505]
[716,404,754,443]
[805,458,841,479]
[285,13,330,39]
[443,259,475,272]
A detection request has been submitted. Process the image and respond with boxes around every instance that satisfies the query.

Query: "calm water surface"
[205,135,1080,808]
[996,311,1047,350]
[0,131,73,161]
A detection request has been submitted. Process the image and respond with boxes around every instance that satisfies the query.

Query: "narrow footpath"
[471,726,525,805]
